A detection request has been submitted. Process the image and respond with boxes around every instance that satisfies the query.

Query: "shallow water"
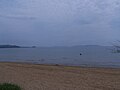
[0,46,120,68]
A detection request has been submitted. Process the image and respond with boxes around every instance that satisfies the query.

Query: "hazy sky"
[0,0,120,46]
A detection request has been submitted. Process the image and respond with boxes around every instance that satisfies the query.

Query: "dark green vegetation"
[0,83,21,90]
[113,41,120,53]
[115,47,120,53]
[114,45,120,53]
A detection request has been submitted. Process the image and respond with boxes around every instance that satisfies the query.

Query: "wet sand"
[0,62,120,90]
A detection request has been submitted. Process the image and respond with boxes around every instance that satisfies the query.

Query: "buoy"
[80,53,82,55]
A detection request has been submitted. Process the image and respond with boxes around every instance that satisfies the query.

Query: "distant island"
[0,45,36,48]
[0,45,20,48]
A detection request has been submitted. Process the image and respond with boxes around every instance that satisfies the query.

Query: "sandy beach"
[0,62,120,90]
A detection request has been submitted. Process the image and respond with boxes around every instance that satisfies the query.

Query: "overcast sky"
[0,0,120,46]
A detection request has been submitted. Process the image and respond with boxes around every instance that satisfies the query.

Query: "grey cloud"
[0,14,36,20]
[0,0,120,46]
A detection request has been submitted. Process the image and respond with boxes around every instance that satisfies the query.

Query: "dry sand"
[0,62,120,90]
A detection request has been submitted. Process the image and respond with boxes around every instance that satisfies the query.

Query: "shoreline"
[0,61,120,69]
[0,62,120,90]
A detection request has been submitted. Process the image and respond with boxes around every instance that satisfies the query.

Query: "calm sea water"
[0,46,120,68]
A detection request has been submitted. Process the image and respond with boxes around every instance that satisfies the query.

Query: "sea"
[0,45,120,68]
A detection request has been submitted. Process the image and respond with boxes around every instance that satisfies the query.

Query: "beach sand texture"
[0,62,120,90]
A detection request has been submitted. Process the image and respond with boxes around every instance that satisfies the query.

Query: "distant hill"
[0,45,21,48]
[0,45,37,48]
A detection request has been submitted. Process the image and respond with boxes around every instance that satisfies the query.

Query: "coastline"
[0,62,120,90]
[0,61,120,69]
